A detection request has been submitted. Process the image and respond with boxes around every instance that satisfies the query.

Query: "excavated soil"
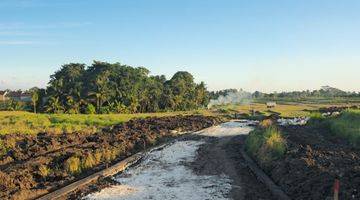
[268,125,360,200]
[0,115,222,200]
[190,135,276,200]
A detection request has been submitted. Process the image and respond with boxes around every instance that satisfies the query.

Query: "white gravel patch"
[85,121,252,200]
[197,121,253,137]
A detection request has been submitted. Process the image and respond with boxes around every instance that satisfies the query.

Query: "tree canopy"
[44,61,209,114]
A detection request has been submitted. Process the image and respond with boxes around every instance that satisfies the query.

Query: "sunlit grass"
[245,125,286,166]
[0,110,214,135]
[325,109,360,146]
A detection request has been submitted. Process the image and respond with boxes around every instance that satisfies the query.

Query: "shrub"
[85,104,96,114]
[65,156,81,174]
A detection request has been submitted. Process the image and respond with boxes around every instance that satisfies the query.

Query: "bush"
[65,156,81,174]
[85,104,96,114]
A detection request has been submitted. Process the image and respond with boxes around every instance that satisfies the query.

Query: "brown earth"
[267,125,360,200]
[190,134,276,200]
[0,115,222,200]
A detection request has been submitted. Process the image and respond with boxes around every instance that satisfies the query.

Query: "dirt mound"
[267,126,360,199]
[0,115,222,200]
[319,105,359,113]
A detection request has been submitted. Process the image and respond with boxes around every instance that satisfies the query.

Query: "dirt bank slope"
[0,115,221,200]
[269,125,360,199]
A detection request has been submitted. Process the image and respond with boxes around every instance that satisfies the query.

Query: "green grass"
[245,125,286,167]
[0,110,214,135]
[313,109,360,146]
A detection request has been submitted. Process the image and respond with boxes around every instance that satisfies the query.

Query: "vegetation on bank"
[0,110,212,135]
[245,122,286,168]
[310,109,360,146]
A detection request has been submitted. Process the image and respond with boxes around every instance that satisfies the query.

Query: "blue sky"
[0,0,359,92]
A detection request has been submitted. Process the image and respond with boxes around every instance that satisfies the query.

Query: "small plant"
[245,126,286,167]
[264,127,286,159]
[38,164,51,179]
[82,153,96,169]
[102,148,112,163]
[65,156,81,174]
[94,150,102,164]
[85,104,96,114]
[259,119,273,128]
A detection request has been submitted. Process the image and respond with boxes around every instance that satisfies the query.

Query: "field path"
[84,121,274,200]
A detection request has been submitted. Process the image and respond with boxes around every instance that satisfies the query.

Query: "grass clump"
[94,150,102,164]
[259,119,273,128]
[65,156,81,174]
[38,164,51,178]
[245,126,286,167]
[82,153,96,169]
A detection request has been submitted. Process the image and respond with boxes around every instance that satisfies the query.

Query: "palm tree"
[45,96,64,113]
[31,91,39,113]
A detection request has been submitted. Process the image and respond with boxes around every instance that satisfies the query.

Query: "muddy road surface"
[84,121,274,200]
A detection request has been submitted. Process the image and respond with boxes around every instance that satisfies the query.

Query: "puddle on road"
[84,121,253,200]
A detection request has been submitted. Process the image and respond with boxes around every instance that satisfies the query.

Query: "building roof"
[0,91,7,95]
[7,91,31,97]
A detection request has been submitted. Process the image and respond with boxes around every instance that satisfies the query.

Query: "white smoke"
[208,90,252,108]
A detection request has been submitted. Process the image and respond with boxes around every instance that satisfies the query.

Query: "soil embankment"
[265,125,360,199]
[0,115,222,200]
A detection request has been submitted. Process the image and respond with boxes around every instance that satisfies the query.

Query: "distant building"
[0,91,8,101]
[266,102,276,108]
[6,91,32,102]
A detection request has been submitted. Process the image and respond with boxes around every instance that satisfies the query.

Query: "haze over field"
[0,0,360,92]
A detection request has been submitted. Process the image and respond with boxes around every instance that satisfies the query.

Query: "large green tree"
[46,61,210,114]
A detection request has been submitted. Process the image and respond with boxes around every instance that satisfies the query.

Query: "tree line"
[22,61,209,114]
[210,86,360,101]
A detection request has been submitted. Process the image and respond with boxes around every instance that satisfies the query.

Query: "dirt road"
[84,121,274,200]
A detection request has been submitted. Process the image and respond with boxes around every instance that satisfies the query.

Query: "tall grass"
[325,109,360,146]
[308,109,360,147]
[0,110,213,135]
[245,125,286,167]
